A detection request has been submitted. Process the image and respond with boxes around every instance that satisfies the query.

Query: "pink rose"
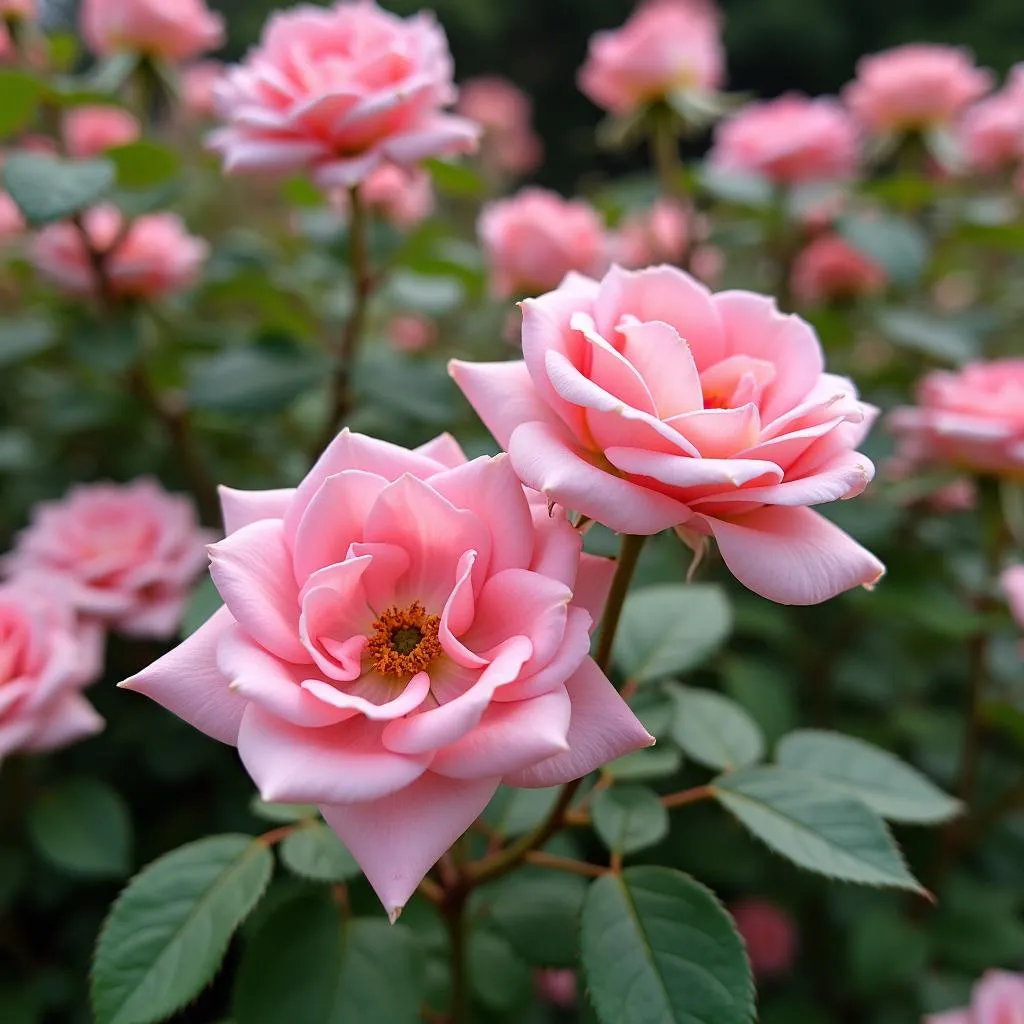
[1002,566,1024,632]
[578,0,724,116]
[479,188,609,299]
[331,163,435,229]
[0,576,104,768]
[387,313,436,353]
[456,76,543,177]
[889,360,1024,478]
[63,105,140,159]
[121,431,652,915]
[957,66,1024,173]
[690,243,725,287]
[535,969,577,1009]
[925,970,1024,1024]
[81,0,224,63]
[181,61,225,119]
[844,44,993,137]
[0,191,24,239]
[0,0,35,19]
[208,1,479,189]
[791,233,886,306]
[613,199,689,269]
[709,94,860,185]
[730,899,797,980]
[30,205,208,300]
[7,480,213,638]
[451,265,884,605]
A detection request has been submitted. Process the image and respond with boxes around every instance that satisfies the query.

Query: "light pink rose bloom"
[0,192,24,239]
[844,44,993,137]
[957,66,1024,173]
[730,899,798,980]
[208,1,479,189]
[1002,566,1024,632]
[451,265,884,605]
[181,61,225,119]
[331,163,435,229]
[578,0,724,116]
[925,970,1024,1024]
[613,199,689,269]
[889,360,1024,478]
[709,94,860,185]
[479,188,609,299]
[120,430,653,916]
[690,243,725,287]
[7,480,213,638]
[456,76,543,177]
[63,105,140,159]
[0,0,35,19]
[387,313,435,353]
[31,205,208,300]
[791,233,886,306]
[0,576,104,768]
[81,0,224,63]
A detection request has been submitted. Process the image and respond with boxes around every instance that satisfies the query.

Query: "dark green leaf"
[848,907,929,995]
[875,308,975,364]
[468,931,533,1012]
[188,347,327,415]
[279,823,361,883]
[606,746,683,782]
[483,786,561,838]
[107,140,181,190]
[249,797,317,824]
[671,684,764,771]
[488,872,588,968]
[837,215,929,288]
[0,316,57,367]
[3,153,115,227]
[591,786,669,856]
[0,71,41,140]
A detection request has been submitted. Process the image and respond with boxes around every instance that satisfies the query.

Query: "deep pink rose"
[791,233,886,306]
[957,66,1024,173]
[730,899,798,980]
[63,105,140,159]
[121,431,653,916]
[387,313,436,353]
[331,163,435,229]
[0,576,104,768]
[456,76,543,177]
[613,199,689,269]
[925,970,1024,1024]
[889,360,1024,478]
[479,188,609,299]
[578,0,724,116]
[208,1,479,189]
[844,44,993,137]
[709,94,860,185]
[181,61,225,119]
[81,0,224,63]
[7,480,212,638]
[30,205,207,299]
[1002,566,1024,633]
[451,265,884,605]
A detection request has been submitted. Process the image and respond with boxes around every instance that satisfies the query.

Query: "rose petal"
[218,485,294,536]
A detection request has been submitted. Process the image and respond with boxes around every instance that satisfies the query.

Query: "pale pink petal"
[572,553,616,627]
[380,113,481,162]
[604,447,782,490]
[313,152,384,188]
[529,505,583,590]
[301,671,432,720]
[218,486,294,535]
[439,551,487,670]
[973,970,1024,1024]
[570,311,658,416]
[922,1013,970,1024]
[667,404,761,459]
[618,318,704,418]
[414,432,467,468]
[24,693,104,753]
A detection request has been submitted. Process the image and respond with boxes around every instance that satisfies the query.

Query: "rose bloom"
[730,899,798,981]
[7,480,213,638]
[181,61,225,119]
[0,576,104,769]
[614,199,689,269]
[121,430,652,916]
[456,76,543,178]
[451,265,884,605]
[926,970,1024,1024]
[843,44,993,137]
[709,95,860,185]
[957,66,1024,173]
[578,0,724,116]
[690,243,725,287]
[1002,566,1024,633]
[208,1,479,189]
[479,188,609,299]
[63,105,140,159]
[31,205,208,300]
[791,234,887,306]
[81,0,224,63]
[387,313,436,354]
[889,360,1024,478]
[0,192,24,239]
[331,163,435,229]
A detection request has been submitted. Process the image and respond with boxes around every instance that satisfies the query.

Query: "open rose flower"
[120,431,652,916]
[0,575,104,769]
[730,899,798,980]
[63,105,140,159]
[578,0,724,116]
[957,66,1024,174]
[208,0,479,189]
[889,360,1024,478]
[926,970,1024,1024]
[791,233,887,306]
[613,199,690,269]
[331,163,435,229]
[457,76,543,178]
[7,480,213,638]
[451,265,884,605]
[81,0,224,63]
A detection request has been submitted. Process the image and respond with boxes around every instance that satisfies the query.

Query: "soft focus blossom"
[479,188,609,298]
[535,969,577,1009]
[578,0,724,116]
[0,576,104,768]
[457,76,543,178]
[791,233,887,306]
[889,360,1024,478]
[451,265,884,605]
[121,430,653,916]
[0,192,24,239]
[709,95,860,185]
[331,163,435,229]
[957,66,1024,173]
[730,899,798,980]
[613,199,689,268]
[208,0,479,189]
[844,44,993,137]
[690,243,725,286]
[387,313,436,353]
[1002,567,1024,633]
[0,0,35,19]
[31,205,208,300]
[81,0,225,63]
[925,970,1024,1024]
[63,106,140,159]
[7,480,213,638]
[181,61,225,119]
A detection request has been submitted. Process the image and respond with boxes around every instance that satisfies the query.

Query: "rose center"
[366,602,442,678]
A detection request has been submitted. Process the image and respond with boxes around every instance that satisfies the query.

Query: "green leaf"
[0,71,42,140]
[28,779,131,879]
[107,140,181,190]
[468,931,533,1013]
[279,823,360,883]
[386,269,464,315]
[848,907,929,995]
[874,308,975,365]
[0,316,57,367]
[606,745,683,782]
[615,583,732,684]
[591,786,669,856]
[581,866,754,1024]
[188,347,327,415]
[92,834,274,1024]
[776,730,961,824]
[488,872,588,968]
[837,214,929,288]
[249,797,317,824]
[233,893,423,1024]
[423,157,485,197]
[181,575,221,638]
[697,164,772,207]
[3,153,115,227]
[670,684,764,771]
[483,786,561,838]
[712,766,925,892]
